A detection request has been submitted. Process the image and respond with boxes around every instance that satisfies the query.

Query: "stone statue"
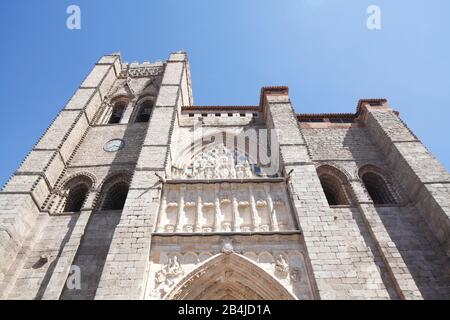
[274,254,289,277]
[155,255,183,288]
[221,238,234,254]
[244,160,253,178]
[290,268,301,282]
[166,256,182,276]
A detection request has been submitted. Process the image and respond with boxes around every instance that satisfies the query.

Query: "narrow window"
[361,172,396,205]
[228,113,233,117]
[215,113,221,117]
[201,113,207,117]
[240,113,245,117]
[135,100,153,123]
[323,185,338,205]
[319,174,348,206]
[101,182,129,211]
[63,184,89,212]
[108,102,126,124]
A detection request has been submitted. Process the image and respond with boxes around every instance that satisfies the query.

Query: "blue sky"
[0,0,449,187]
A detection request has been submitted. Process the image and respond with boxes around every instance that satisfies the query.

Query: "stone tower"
[0,52,449,300]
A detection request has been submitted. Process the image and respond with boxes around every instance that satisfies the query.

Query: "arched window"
[63,184,89,212]
[361,172,396,205]
[319,173,348,206]
[135,99,153,123]
[58,174,94,213]
[108,101,126,124]
[101,181,129,211]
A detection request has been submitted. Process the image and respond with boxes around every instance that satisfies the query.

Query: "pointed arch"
[165,253,296,300]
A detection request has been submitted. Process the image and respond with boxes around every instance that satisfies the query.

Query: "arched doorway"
[165,253,296,300]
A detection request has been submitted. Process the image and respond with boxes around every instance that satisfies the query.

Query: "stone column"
[213,184,221,232]
[98,103,112,124]
[195,185,203,232]
[248,185,259,231]
[175,185,186,232]
[156,191,167,232]
[120,99,137,124]
[264,183,278,231]
[231,185,240,232]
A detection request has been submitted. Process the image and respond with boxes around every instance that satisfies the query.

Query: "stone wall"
[375,206,450,299]
[299,110,450,299]
[3,213,83,299]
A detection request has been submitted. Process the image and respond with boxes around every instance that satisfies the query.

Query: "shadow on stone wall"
[60,211,121,300]
[34,214,79,299]
[375,205,450,299]
[349,209,399,299]
[342,127,450,299]
[59,117,149,299]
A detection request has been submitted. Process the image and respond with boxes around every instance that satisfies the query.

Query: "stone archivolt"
[146,245,312,300]
[171,143,265,180]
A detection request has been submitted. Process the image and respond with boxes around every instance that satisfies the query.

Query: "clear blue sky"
[0,0,449,187]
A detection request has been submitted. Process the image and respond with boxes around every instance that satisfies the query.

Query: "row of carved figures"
[171,162,259,180]
[171,144,272,179]
[155,183,296,233]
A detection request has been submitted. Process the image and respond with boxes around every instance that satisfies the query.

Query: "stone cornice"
[181,106,259,112]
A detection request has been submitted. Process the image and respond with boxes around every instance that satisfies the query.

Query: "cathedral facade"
[0,52,449,299]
